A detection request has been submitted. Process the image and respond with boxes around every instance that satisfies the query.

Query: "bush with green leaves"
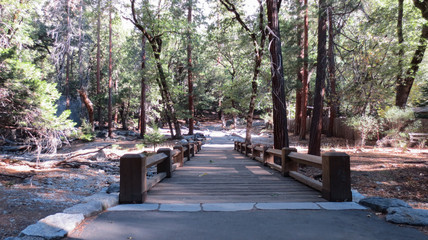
[346,115,381,147]
[0,47,75,152]
[77,120,95,142]
[144,124,165,151]
[378,107,422,148]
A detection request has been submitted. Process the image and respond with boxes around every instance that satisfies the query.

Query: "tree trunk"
[299,0,309,141]
[96,0,102,129]
[308,0,327,156]
[396,23,428,107]
[187,0,194,135]
[129,0,181,138]
[294,0,305,136]
[218,0,266,144]
[65,51,70,110]
[65,0,71,110]
[267,0,289,149]
[245,2,266,144]
[140,35,147,138]
[327,7,336,138]
[186,1,194,132]
[77,87,94,126]
[107,3,113,137]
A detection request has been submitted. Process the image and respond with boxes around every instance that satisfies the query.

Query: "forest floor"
[0,121,427,239]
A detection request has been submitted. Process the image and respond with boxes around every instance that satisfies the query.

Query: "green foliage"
[77,120,95,142]
[136,143,145,151]
[0,47,74,131]
[346,115,381,146]
[144,124,165,151]
[378,107,422,148]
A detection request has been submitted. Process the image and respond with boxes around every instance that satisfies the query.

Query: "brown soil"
[0,128,427,239]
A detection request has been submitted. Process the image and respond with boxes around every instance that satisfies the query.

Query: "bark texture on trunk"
[219,0,266,144]
[309,0,327,156]
[140,35,147,138]
[299,0,309,141]
[96,0,102,129]
[327,7,336,138]
[267,0,289,149]
[77,87,94,127]
[107,4,113,137]
[187,0,194,135]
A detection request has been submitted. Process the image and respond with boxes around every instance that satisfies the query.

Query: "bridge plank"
[145,146,324,204]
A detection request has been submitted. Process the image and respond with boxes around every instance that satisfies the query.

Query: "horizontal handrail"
[234,141,351,202]
[288,152,322,168]
[146,153,168,168]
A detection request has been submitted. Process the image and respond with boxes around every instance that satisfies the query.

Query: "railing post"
[191,142,196,157]
[173,145,184,167]
[245,144,250,157]
[261,146,268,165]
[234,141,237,151]
[251,144,256,160]
[197,141,202,151]
[184,142,191,161]
[281,148,298,176]
[157,148,172,178]
[119,153,147,204]
[322,152,352,202]
[240,142,245,154]
[264,147,273,166]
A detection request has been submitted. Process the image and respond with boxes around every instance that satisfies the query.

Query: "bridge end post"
[281,148,298,177]
[322,152,352,202]
[119,153,147,204]
[157,148,172,178]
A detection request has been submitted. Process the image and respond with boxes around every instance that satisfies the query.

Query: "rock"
[96,131,107,138]
[351,189,365,203]
[359,197,411,213]
[386,207,428,226]
[20,213,84,239]
[106,183,120,194]
[225,120,234,127]
[178,139,188,145]
[90,149,107,161]
[83,192,119,210]
[62,201,103,217]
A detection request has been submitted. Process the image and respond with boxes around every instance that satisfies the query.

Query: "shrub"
[346,115,381,147]
[144,124,165,151]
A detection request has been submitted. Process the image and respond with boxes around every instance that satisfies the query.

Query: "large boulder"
[359,197,411,213]
[20,213,84,239]
[386,207,428,226]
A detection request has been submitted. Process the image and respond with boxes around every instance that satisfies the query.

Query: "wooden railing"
[119,141,202,204]
[234,141,352,202]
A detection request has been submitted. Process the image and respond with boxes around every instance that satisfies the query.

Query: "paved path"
[68,138,427,239]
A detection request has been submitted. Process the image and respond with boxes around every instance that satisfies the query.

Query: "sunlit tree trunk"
[96,0,102,129]
[107,1,113,137]
[299,0,309,140]
[309,0,327,156]
[187,0,194,135]
[327,6,336,138]
[140,35,147,138]
[267,0,289,149]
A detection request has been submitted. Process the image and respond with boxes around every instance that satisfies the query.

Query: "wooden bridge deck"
[145,145,325,204]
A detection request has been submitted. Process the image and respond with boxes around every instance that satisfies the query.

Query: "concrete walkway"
[68,136,427,239]
[68,209,426,240]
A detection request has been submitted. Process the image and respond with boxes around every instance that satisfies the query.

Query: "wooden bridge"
[119,140,351,204]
